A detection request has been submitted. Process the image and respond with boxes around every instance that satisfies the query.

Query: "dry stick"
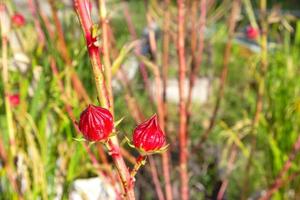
[197,0,241,147]
[186,0,206,113]
[241,0,268,198]
[73,1,134,199]
[177,0,189,199]
[99,0,114,111]
[47,0,91,103]
[259,134,300,200]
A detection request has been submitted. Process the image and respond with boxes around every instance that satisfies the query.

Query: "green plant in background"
[1,0,300,199]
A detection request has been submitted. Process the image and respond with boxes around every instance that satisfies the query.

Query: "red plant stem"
[117,69,165,200]
[99,0,114,112]
[0,136,22,198]
[143,57,173,200]
[149,156,165,200]
[50,58,114,182]
[73,1,134,199]
[241,0,268,197]
[27,0,45,48]
[47,0,90,103]
[187,0,206,112]
[259,134,300,200]
[162,0,170,125]
[197,0,240,147]
[177,0,189,199]
[122,3,154,105]
[130,155,147,177]
[217,145,237,200]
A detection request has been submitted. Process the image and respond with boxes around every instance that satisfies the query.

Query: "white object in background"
[151,78,211,104]
[69,177,117,200]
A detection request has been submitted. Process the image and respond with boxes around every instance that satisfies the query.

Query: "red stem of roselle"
[197,0,240,148]
[187,0,206,112]
[122,4,155,105]
[241,0,267,198]
[27,0,45,48]
[177,0,189,199]
[50,58,116,184]
[99,0,114,113]
[73,1,134,199]
[259,134,300,200]
[130,155,147,178]
[48,0,91,103]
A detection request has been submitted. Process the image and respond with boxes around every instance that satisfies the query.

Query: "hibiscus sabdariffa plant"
[73,1,168,199]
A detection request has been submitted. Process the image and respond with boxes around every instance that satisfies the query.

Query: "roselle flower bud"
[133,114,167,154]
[79,104,113,142]
[246,26,259,40]
[11,13,25,27]
[8,94,20,107]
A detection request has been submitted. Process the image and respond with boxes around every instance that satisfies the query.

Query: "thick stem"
[177,0,188,199]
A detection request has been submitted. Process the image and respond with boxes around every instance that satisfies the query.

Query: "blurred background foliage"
[1,0,300,199]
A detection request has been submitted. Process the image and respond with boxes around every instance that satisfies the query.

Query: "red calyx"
[8,94,20,107]
[79,104,113,142]
[133,114,166,154]
[246,26,259,40]
[11,13,26,27]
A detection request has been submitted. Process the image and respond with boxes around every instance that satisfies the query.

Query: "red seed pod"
[79,104,113,142]
[8,94,20,107]
[246,26,259,40]
[11,13,26,27]
[133,114,167,154]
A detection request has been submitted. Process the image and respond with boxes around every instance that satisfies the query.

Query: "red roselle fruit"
[8,94,20,107]
[246,26,259,40]
[133,114,167,155]
[11,13,26,27]
[79,104,114,142]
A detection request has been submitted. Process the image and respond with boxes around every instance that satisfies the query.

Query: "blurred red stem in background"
[99,0,114,113]
[241,0,268,197]
[47,0,91,103]
[217,145,237,200]
[122,3,155,105]
[177,0,189,199]
[27,0,45,48]
[259,134,300,200]
[187,0,206,113]
[197,0,240,147]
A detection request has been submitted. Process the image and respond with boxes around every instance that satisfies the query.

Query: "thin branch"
[197,0,241,147]
[177,0,189,199]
